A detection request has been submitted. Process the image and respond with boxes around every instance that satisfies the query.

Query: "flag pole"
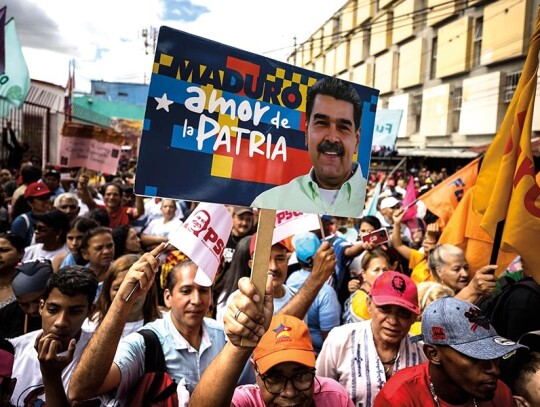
[489,220,505,265]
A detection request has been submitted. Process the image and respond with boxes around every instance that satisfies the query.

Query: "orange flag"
[419,157,480,228]
[472,6,540,282]
[439,186,517,277]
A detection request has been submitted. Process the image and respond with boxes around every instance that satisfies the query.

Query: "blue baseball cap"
[422,297,526,360]
[292,232,321,265]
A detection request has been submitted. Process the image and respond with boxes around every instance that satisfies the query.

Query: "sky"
[6,0,345,93]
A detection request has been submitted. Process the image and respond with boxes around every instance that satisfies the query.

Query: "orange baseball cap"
[253,314,315,374]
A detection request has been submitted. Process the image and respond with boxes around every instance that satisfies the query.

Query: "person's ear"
[423,344,442,365]
[164,288,172,308]
[39,299,45,316]
[248,259,253,270]
[513,395,529,407]
[355,128,360,149]
[304,121,309,147]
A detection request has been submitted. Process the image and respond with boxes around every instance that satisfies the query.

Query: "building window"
[473,17,483,68]
[94,90,106,95]
[413,93,423,133]
[452,86,462,132]
[430,36,438,80]
[332,16,341,45]
[504,71,521,103]
[118,92,128,97]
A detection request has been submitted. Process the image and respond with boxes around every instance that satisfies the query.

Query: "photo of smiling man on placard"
[134,27,379,219]
[251,77,366,217]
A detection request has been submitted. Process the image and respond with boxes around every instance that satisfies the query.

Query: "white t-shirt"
[82,316,144,338]
[10,329,93,406]
[142,217,183,238]
[23,244,67,262]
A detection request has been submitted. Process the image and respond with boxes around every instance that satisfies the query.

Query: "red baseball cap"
[24,181,51,199]
[0,348,14,384]
[370,271,419,315]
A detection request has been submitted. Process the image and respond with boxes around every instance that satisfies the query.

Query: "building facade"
[288,0,540,159]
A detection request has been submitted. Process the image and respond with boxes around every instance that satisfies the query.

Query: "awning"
[467,137,540,157]
[397,147,480,158]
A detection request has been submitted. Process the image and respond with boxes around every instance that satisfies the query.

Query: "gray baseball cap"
[422,297,526,360]
[12,259,53,296]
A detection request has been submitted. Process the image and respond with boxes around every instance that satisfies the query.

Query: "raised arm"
[68,244,165,402]
[343,240,374,259]
[189,275,274,407]
[131,195,145,219]
[76,174,97,211]
[391,209,412,260]
[278,241,336,319]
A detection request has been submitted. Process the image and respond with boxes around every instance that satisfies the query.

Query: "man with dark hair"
[9,266,98,406]
[69,246,226,405]
[251,77,367,218]
[511,351,540,406]
[374,297,525,406]
[43,169,65,201]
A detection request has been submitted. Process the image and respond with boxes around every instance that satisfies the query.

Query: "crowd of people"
[0,154,537,406]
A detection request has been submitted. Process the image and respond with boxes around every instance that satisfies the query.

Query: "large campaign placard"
[135,27,379,218]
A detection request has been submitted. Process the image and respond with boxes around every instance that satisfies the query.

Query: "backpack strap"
[21,213,30,229]
[139,328,166,372]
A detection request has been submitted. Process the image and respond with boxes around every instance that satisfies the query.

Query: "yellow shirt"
[409,250,438,285]
[351,289,371,321]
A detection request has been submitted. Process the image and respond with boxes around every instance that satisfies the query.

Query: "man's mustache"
[317,141,345,155]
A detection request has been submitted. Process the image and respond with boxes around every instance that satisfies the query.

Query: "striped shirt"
[316,320,426,407]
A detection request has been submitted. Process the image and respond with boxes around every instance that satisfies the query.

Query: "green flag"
[0,18,30,118]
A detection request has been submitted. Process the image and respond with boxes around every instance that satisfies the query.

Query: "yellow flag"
[439,186,517,277]
[471,6,540,281]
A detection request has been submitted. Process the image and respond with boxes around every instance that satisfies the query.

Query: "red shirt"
[374,362,513,407]
[100,205,134,228]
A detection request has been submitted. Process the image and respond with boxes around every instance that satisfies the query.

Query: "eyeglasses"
[257,369,315,394]
[60,204,77,210]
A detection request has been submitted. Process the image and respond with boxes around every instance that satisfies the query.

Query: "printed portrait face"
[305,94,360,190]
[187,210,210,234]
